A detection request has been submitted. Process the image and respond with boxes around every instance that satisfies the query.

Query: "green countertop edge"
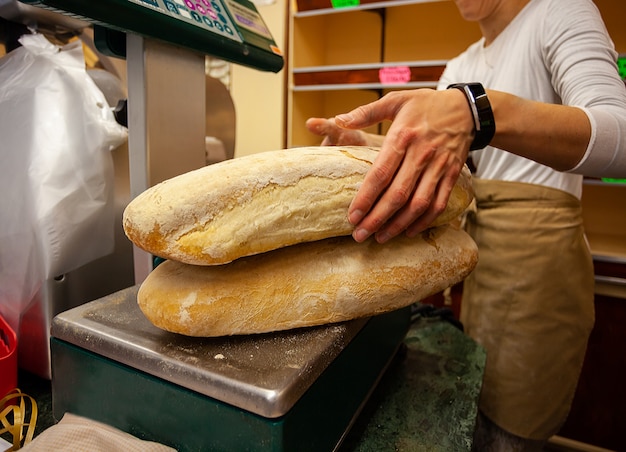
[341,316,486,452]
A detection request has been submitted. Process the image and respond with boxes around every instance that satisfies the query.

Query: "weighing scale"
[50,286,411,451]
[14,1,415,450]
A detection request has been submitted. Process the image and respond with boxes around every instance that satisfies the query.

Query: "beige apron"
[462,179,595,440]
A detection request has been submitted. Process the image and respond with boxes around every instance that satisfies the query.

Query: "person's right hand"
[332,88,474,243]
[305,117,372,146]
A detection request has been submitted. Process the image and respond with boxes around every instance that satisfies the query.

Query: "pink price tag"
[378,66,411,84]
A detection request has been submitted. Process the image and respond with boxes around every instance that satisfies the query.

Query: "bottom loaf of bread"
[137,225,478,337]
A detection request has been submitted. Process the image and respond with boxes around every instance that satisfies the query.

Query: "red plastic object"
[0,314,18,401]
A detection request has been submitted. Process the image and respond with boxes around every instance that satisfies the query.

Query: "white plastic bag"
[0,33,128,331]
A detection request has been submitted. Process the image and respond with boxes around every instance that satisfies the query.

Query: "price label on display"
[19,0,284,72]
[227,0,272,40]
[128,0,243,42]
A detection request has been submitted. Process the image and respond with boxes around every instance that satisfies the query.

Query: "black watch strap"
[447,82,495,150]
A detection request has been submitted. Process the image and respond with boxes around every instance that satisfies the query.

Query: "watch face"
[475,93,494,126]
[474,92,490,112]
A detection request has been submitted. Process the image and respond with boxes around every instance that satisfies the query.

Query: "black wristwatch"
[447,82,495,150]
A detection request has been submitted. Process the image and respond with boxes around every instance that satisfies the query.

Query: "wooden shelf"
[292,61,445,90]
[287,0,478,146]
[582,181,626,266]
[294,0,443,16]
[587,233,626,263]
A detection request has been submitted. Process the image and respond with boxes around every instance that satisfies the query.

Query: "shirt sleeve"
[569,106,626,177]
[542,0,626,177]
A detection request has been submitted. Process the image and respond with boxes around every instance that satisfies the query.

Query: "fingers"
[352,162,456,243]
[305,117,367,146]
[309,89,471,244]
[405,165,458,237]
[374,163,443,243]
[348,140,415,240]
[348,104,428,241]
[305,117,338,143]
[336,94,402,130]
[350,143,443,243]
[343,89,472,243]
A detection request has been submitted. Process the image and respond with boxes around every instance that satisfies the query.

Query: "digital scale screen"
[136,0,244,43]
[18,0,284,72]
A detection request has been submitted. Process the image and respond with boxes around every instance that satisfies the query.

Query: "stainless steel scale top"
[50,285,368,418]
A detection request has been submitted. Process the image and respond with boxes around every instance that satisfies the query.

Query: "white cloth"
[439,0,626,197]
[20,413,177,452]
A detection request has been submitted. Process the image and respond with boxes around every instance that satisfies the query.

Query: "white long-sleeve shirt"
[439,0,626,198]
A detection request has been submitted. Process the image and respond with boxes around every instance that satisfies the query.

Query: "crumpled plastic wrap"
[0,33,128,332]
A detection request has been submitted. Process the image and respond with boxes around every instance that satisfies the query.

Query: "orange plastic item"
[0,315,17,402]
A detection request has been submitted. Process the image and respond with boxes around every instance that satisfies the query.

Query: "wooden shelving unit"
[292,60,446,91]
[287,0,480,147]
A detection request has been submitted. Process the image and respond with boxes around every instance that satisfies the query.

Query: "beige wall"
[231,0,287,157]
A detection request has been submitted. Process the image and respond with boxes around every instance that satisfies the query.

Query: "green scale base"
[50,286,411,451]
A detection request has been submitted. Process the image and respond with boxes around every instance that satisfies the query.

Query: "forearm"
[488,90,591,171]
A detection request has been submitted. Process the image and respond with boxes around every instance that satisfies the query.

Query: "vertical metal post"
[126,34,207,284]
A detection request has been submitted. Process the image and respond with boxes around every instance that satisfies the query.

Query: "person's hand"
[305,117,371,146]
[336,88,475,243]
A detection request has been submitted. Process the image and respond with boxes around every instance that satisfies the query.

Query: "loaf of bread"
[137,224,478,337]
[123,146,473,265]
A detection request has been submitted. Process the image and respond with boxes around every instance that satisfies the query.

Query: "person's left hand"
[336,88,475,243]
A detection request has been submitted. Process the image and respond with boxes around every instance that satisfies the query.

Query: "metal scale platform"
[15,1,414,450]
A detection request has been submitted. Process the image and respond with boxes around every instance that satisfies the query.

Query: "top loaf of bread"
[122,146,473,265]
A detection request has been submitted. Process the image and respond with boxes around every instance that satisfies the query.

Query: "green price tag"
[618,56,626,80]
[331,0,360,8]
[601,178,626,185]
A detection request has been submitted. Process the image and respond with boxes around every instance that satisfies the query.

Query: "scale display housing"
[18,0,284,72]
